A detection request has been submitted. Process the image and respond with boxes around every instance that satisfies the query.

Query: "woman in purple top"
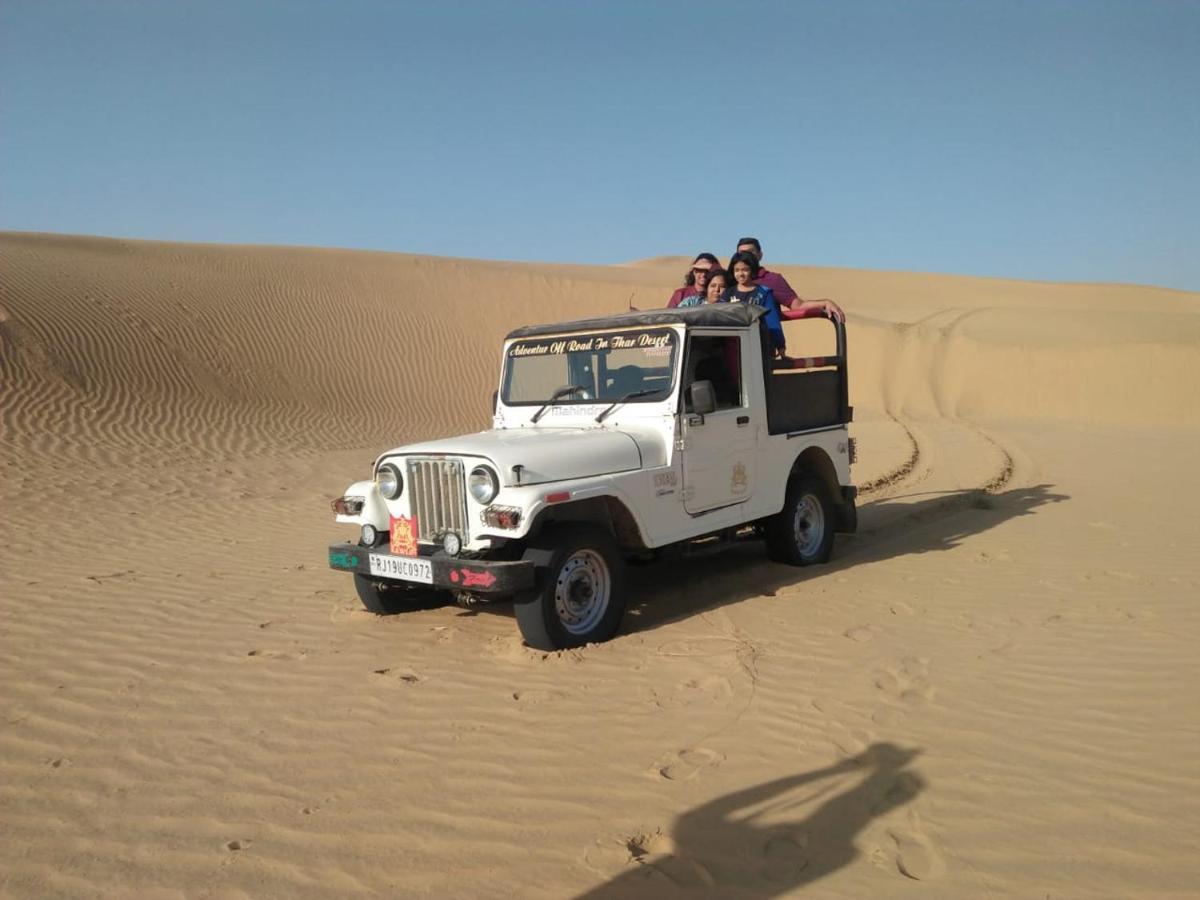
[667,252,720,308]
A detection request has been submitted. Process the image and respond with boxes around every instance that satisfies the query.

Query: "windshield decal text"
[510,331,673,357]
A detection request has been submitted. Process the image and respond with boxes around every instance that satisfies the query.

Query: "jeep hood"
[381,428,643,487]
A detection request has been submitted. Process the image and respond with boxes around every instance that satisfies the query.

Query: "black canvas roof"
[505,303,766,340]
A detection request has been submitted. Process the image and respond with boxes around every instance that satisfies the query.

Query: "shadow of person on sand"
[576,742,925,899]
[608,482,1069,637]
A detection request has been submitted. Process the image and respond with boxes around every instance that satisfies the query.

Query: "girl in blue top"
[721,251,786,353]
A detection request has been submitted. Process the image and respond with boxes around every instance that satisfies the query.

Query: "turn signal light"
[332,496,365,516]
[482,506,522,529]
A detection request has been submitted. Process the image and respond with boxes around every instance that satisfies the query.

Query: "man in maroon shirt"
[735,236,844,321]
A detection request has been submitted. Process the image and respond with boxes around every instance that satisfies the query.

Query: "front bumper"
[327,543,535,595]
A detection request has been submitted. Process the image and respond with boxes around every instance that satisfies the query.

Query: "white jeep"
[328,303,856,650]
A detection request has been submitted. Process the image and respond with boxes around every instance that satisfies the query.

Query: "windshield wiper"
[531,384,589,423]
[595,389,659,423]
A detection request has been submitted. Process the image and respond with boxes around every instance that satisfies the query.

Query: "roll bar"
[773,307,851,424]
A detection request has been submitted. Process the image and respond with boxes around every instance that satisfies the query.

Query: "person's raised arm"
[793,297,845,323]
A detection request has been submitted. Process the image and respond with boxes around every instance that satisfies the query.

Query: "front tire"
[354,574,447,614]
[766,475,836,566]
[514,524,627,651]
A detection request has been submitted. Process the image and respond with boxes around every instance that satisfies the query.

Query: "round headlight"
[442,531,462,556]
[361,524,379,546]
[376,463,403,500]
[468,465,499,504]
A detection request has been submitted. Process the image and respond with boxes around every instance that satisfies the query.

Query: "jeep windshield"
[502,327,678,406]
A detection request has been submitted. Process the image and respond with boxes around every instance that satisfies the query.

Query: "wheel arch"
[791,446,854,532]
[525,495,649,552]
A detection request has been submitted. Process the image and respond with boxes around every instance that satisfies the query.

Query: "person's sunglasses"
[692,267,711,275]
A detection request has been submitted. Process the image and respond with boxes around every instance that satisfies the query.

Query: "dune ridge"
[3,233,1197,469]
[2,232,1198,898]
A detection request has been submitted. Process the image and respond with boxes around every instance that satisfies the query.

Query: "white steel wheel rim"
[554,550,611,635]
[794,493,826,557]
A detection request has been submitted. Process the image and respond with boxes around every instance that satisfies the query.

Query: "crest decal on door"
[731,462,748,495]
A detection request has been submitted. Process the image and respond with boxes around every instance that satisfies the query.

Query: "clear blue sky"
[2,1,1197,290]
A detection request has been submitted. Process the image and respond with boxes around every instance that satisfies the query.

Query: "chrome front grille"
[406,458,468,542]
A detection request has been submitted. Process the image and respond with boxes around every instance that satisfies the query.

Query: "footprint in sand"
[246,648,310,661]
[582,837,634,874]
[652,747,724,781]
[583,827,677,875]
[510,688,566,705]
[653,674,735,709]
[871,707,906,727]
[843,625,877,643]
[328,598,376,623]
[1102,569,1140,582]
[623,827,674,861]
[828,724,875,758]
[812,696,880,747]
[868,771,924,816]
[486,633,589,663]
[973,548,1012,564]
[656,636,744,658]
[874,657,934,706]
[622,830,716,888]
[875,811,945,881]
[84,570,140,585]
[762,830,810,882]
[371,667,422,685]
[811,696,856,718]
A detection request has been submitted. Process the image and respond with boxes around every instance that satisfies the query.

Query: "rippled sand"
[2,232,1198,898]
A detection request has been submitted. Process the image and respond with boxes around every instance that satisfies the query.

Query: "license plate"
[368,553,433,584]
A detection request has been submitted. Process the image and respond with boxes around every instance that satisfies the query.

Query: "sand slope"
[2,232,1198,898]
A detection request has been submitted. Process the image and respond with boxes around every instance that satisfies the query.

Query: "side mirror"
[689,380,717,416]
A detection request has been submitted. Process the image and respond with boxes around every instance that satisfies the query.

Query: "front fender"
[519,482,652,550]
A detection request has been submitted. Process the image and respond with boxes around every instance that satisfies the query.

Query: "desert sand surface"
[2,231,1198,898]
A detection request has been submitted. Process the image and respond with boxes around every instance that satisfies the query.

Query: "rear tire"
[766,475,836,566]
[354,574,447,614]
[514,524,627,651]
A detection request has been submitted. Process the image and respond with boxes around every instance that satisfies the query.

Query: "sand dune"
[2,232,1198,897]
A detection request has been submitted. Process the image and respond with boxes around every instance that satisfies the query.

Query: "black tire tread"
[514,523,626,651]
[765,474,836,566]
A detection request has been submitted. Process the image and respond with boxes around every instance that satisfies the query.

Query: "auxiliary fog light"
[361,524,380,546]
[442,531,463,556]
